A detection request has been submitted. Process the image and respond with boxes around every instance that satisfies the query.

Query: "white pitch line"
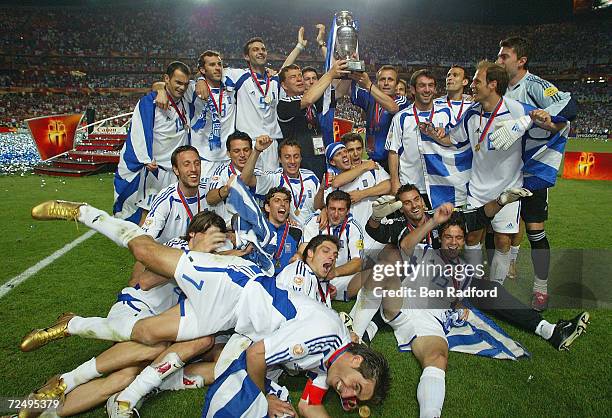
[0,230,96,299]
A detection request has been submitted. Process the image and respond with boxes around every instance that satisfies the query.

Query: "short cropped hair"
[347,343,391,404]
[476,60,509,97]
[438,211,466,237]
[376,65,398,80]
[302,66,319,78]
[326,189,352,210]
[197,50,221,69]
[171,145,199,168]
[264,187,291,211]
[243,37,265,57]
[395,183,420,202]
[166,61,190,78]
[278,138,301,158]
[341,132,363,146]
[410,69,437,88]
[499,36,531,69]
[302,234,340,261]
[226,131,252,152]
[279,64,301,83]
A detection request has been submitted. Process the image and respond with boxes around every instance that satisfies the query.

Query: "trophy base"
[346,60,366,72]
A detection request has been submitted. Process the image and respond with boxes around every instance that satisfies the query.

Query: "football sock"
[485,232,495,266]
[490,250,511,284]
[158,368,204,391]
[61,357,102,394]
[350,288,382,337]
[535,320,555,340]
[67,315,139,342]
[417,366,446,418]
[78,206,145,248]
[533,277,548,295]
[509,245,520,262]
[527,229,550,280]
[464,243,484,278]
[118,352,184,407]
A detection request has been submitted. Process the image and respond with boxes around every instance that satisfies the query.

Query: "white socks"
[490,250,511,284]
[417,366,446,418]
[349,288,382,337]
[509,245,520,262]
[118,352,184,407]
[61,357,102,394]
[158,368,204,391]
[535,320,555,340]
[78,206,145,248]
[67,315,139,342]
[533,277,548,294]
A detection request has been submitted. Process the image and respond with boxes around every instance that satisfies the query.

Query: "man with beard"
[434,65,472,125]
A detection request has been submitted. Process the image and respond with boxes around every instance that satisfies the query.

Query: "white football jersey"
[256,168,320,227]
[434,94,473,125]
[448,98,524,206]
[275,260,331,307]
[150,96,189,170]
[141,182,208,243]
[386,103,452,194]
[302,212,364,267]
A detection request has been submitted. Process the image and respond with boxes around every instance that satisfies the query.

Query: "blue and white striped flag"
[398,306,529,360]
[522,120,569,191]
[113,92,157,223]
[227,176,276,276]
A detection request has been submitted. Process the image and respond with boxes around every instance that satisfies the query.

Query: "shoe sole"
[560,312,590,350]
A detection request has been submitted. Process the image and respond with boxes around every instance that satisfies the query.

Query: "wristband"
[196,76,206,82]
[296,43,305,51]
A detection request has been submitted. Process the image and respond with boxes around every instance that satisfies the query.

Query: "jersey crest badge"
[356,239,364,250]
[292,344,306,357]
[294,276,304,286]
[544,86,559,97]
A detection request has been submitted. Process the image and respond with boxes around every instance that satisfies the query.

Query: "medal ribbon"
[274,222,290,261]
[446,97,465,120]
[282,172,304,213]
[177,187,200,222]
[413,103,435,127]
[229,162,237,175]
[327,216,349,240]
[477,98,503,147]
[167,90,188,128]
[248,64,270,99]
[325,343,352,368]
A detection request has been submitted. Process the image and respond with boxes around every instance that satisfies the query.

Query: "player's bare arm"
[240,135,272,187]
[349,71,399,114]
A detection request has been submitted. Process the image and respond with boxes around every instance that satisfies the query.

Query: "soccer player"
[205,130,259,226]
[241,136,323,227]
[326,140,391,229]
[141,145,208,244]
[345,65,409,171]
[301,190,365,301]
[198,38,283,172]
[262,187,302,275]
[435,65,472,124]
[496,36,578,309]
[396,78,408,97]
[422,61,567,285]
[276,234,340,306]
[114,61,191,224]
[386,69,454,199]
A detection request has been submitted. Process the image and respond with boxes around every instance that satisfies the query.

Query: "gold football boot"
[18,375,66,418]
[20,312,75,352]
[31,200,86,222]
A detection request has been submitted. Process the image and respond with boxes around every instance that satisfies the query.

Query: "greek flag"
[227,176,276,276]
[522,118,569,191]
[396,306,529,360]
[113,92,157,223]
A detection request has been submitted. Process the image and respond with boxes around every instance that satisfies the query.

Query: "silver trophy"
[334,11,365,72]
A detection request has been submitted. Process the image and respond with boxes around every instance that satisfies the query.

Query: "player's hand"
[195,78,209,100]
[433,202,454,225]
[287,218,299,227]
[328,283,337,300]
[348,71,372,90]
[145,161,158,171]
[234,243,254,257]
[530,109,554,130]
[490,115,532,151]
[371,195,402,222]
[154,89,169,110]
[418,122,445,140]
[297,26,307,48]
[317,207,329,230]
[194,228,227,253]
[266,67,278,77]
[330,59,350,79]
[349,189,364,204]
[226,174,237,190]
[496,187,532,206]
[266,394,296,417]
[254,135,273,153]
[390,178,401,195]
[315,23,326,44]
[362,159,378,171]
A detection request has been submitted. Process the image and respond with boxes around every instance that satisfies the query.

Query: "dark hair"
[410,69,436,88]
[278,138,301,158]
[226,130,252,152]
[166,61,191,78]
[395,183,420,202]
[264,187,291,213]
[438,211,466,237]
[499,36,530,69]
[181,210,227,241]
[279,64,301,83]
[243,37,265,57]
[326,189,351,210]
[197,50,221,69]
[376,65,398,80]
[302,234,340,261]
[341,132,363,146]
[171,145,199,168]
[449,65,470,82]
[476,60,509,97]
[302,66,319,77]
[346,344,391,404]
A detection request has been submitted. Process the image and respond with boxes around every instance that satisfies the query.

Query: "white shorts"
[137,168,176,211]
[107,299,157,322]
[383,308,449,351]
[491,200,520,234]
[330,274,355,302]
[174,252,243,341]
[255,139,279,173]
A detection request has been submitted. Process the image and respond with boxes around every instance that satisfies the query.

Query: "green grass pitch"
[0,139,610,417]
